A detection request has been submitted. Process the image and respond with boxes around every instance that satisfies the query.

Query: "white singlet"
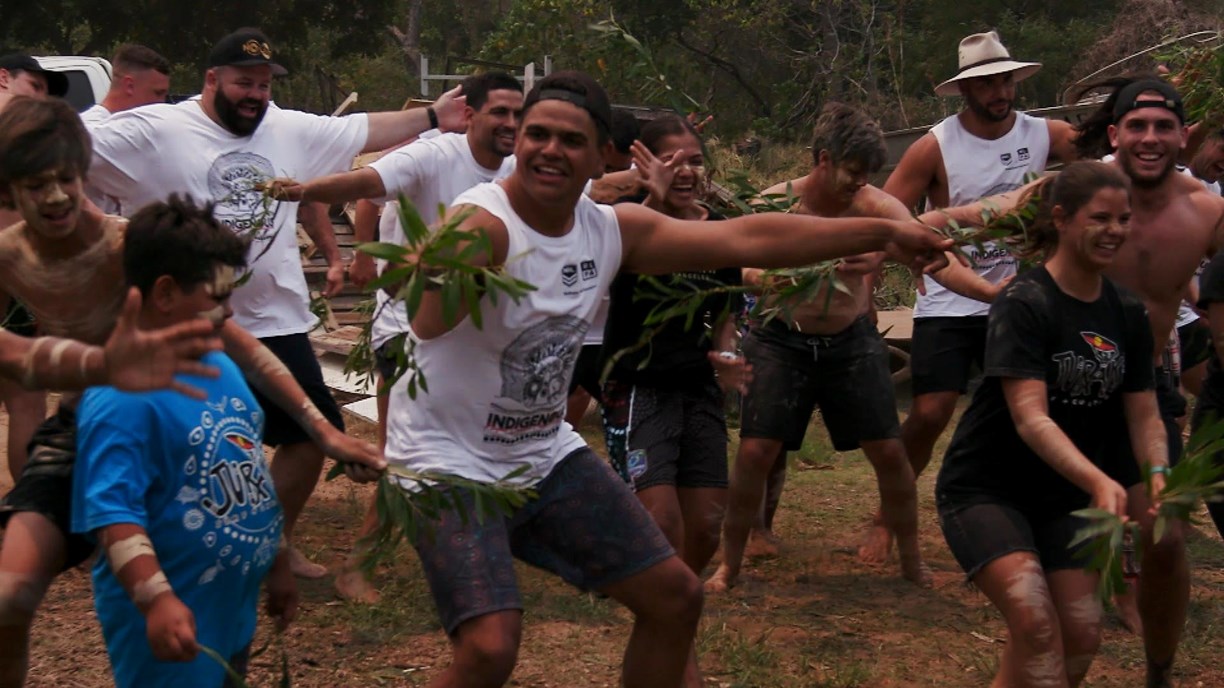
[914,112,1050,318]
[384,182,623,486]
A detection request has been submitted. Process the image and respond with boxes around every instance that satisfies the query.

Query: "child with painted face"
[71,194,296,688]
[936,161,1167,687]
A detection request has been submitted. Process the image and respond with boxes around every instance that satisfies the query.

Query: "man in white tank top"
[380,71,954,688]
[277,71,523,603]
[882,31,1081,516]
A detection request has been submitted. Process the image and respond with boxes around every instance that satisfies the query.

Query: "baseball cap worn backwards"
[0,54,69,97]
[525,71,613,138]
[206,28,288,77]
[1112,79,1185,124]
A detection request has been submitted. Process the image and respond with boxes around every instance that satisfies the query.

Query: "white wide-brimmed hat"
[934,31,1042,96]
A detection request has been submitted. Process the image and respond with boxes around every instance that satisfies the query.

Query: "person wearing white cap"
[866,31,1083,563]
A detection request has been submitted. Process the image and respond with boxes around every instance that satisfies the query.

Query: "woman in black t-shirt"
[600,114,747,580]
[936,162,1165,687]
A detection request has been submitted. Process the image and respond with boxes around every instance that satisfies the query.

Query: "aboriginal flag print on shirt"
[936,267,1154,515]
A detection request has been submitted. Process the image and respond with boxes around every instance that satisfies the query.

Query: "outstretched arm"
[1,288,221,396]
[616,202,952,279]
[362,87,467,153]
[220,321,385,482]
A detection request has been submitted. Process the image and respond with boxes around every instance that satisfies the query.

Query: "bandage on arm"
[99,524,173,614]
[1002,377,1111,493]
[5,332,107,391]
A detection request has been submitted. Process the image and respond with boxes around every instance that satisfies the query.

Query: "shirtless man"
[705,103,931,594]
[0,97,384,688]
[876,31,1080,561]
[931,78,1223,688]
[0,54,71,485]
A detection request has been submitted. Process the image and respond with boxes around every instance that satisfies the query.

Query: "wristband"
[1149,464,1170,476]
[427,106,439,130]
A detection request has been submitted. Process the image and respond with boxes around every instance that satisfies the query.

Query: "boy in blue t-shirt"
[72,195,296,688]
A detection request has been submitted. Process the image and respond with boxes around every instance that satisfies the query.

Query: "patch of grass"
[701,623,787,688]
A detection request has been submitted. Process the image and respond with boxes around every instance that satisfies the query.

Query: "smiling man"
[379,70,953,688]
[877,31,1082,563]
[83,26,463,578]
[270,70,524,602]
[930,77,1224,688]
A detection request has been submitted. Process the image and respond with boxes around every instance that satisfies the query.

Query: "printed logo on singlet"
[207,151,283,241]
[484,316,588,445]
[180,395,282,583]
[1051,332,1126,406]
[561,258,600,296]
[998,152,1028,172]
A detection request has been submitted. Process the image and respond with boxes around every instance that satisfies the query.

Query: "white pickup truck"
[35,56,112,111]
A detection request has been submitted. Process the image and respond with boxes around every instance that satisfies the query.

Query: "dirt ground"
[6,399,1224,687]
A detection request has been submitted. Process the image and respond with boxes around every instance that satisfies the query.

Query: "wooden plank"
[877,308,913,344]
[309,325,365,356]
[317,352,374,396]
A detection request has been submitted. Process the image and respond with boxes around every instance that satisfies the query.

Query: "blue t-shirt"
[72,351,283,688]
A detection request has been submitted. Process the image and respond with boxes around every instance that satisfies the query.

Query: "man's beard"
[214,89,267,136]
[966,95,1012,123]
[1119,151,1176,189]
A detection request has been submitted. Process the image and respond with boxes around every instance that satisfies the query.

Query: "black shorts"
[938,500,1092,581]
[568,344,604,400]
[247,333,345,447]
[3,300,37,337]
[603,380,728,491]
[374,335,407,384]
[0,406,96,570]
[739,316,900,452]
[1178,319,1212,370]
[910,316,988,395]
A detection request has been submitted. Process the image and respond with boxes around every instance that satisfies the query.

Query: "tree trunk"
[389,0,424,80]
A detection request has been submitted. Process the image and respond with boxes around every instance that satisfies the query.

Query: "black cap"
[0,54,69,97]
[1113,78,1185,124]
[525,71,613,139]
[206,28,287,76]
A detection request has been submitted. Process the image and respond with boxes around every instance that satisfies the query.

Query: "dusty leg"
[705,437,784,593]
[1128,484,1188,688]
[269,440,328,578]
[601,557,703,688]
[426,610,522,688]
[865,390,959,562]
[0,513,65,688]
[973,552,1069,688]
[1046,569,1104,687]
[857,439,929,586]
[746,451,786,559]
[335,388,389,603]
[637,485,686,563]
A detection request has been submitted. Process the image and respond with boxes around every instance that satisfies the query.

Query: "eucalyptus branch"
[352,195,537,400]
[1154,35,1224,126]
[1071,415,1224,600]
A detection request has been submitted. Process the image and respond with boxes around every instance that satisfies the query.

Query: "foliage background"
[2,0,1221,136]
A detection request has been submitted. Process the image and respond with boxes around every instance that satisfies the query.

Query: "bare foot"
[900,554,933,588]
[704,565,735,594]
[334,567,381,604]
[857,518,893,565]
[289,546,328,579]
[745,528,780,559]
[1114,586,1143,635]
